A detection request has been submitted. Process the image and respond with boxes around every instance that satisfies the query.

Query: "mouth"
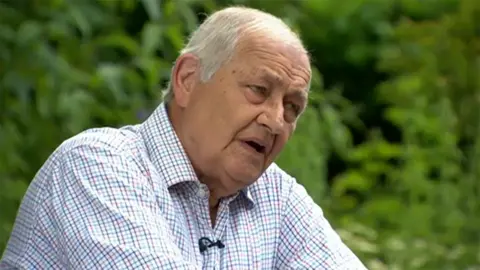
[243,140,266,154]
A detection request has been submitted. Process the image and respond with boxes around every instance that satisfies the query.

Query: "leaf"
[141,0,162,21]
[68,6,92,37]
[96,64,126,103]
[333,171,373,197]
[95,34,140,56]
[141,22,163,56]
[16,21,43,46]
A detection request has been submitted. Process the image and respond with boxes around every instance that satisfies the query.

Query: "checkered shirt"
[1,103,367,269]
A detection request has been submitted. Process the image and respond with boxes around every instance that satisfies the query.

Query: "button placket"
[190,184,215,269]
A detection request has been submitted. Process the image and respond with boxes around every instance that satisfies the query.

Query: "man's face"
[172,33,311,197]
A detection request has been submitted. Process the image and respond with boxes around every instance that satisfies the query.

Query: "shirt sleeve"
[275,180,367,269]
[49,140,199,269]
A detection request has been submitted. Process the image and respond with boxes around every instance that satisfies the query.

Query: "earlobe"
[172,53,200,108]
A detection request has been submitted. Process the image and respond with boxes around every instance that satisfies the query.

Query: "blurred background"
[1,0,479,269]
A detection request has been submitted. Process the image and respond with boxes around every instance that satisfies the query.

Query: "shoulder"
[248,163,297,204]
[42,125,147,170]
[57,126,142,157]
[41,126,149,185]
[262,162,297,188]
[250,163,315,208]
[43,126,154,196]
[263,163,295,184]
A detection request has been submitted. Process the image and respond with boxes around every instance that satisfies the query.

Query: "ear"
[171,53,200,108]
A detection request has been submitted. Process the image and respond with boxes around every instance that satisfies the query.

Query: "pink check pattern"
[1,103,367,269]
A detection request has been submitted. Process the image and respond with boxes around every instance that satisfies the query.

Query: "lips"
[240,137,270,154]
[244,140,266,153]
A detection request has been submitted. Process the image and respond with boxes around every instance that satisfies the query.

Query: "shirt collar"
[139,103,255,207]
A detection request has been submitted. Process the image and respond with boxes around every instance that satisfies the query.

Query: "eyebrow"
[260,70,309,96]
[259,70,309,90]
[259,71,283,86]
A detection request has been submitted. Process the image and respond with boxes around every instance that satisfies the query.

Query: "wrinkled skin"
[169,31,311,214]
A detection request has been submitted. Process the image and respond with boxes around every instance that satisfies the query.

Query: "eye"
[285,102,301,115]
[249,85,268,96]
[284,102,303,123]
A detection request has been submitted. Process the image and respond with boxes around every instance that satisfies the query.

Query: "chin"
[222,154,266,187]
[227,166,263,186]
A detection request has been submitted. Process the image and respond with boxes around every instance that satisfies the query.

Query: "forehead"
[232,33,311,91]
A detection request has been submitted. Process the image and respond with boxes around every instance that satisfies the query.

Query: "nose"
[257,102,284,134]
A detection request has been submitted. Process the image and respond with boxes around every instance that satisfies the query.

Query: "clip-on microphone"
[198,237,225,253]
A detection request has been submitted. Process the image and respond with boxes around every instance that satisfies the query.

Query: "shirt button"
[197,184,209,197]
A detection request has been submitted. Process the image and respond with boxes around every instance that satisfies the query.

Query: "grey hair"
[162,6,308,102]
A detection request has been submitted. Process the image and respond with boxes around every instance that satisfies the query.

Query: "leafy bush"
[1,0,479,269]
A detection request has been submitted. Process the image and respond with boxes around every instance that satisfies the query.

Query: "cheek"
[206,104,244,146]
[271,122,295,154]
[270,133,290,158]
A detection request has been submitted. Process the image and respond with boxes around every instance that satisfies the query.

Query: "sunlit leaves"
[1,0,480,269]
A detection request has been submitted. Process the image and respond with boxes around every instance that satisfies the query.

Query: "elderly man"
[1,6,366,270]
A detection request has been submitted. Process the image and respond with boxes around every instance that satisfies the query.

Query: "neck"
[200,176,228,208]
[167,102,225,206]
[209,196,220,209]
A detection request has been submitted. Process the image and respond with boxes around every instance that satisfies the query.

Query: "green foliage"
[1,0,479,269]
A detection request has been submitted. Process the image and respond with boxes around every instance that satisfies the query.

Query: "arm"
[51,140,199,269]
[275,181,367,270]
